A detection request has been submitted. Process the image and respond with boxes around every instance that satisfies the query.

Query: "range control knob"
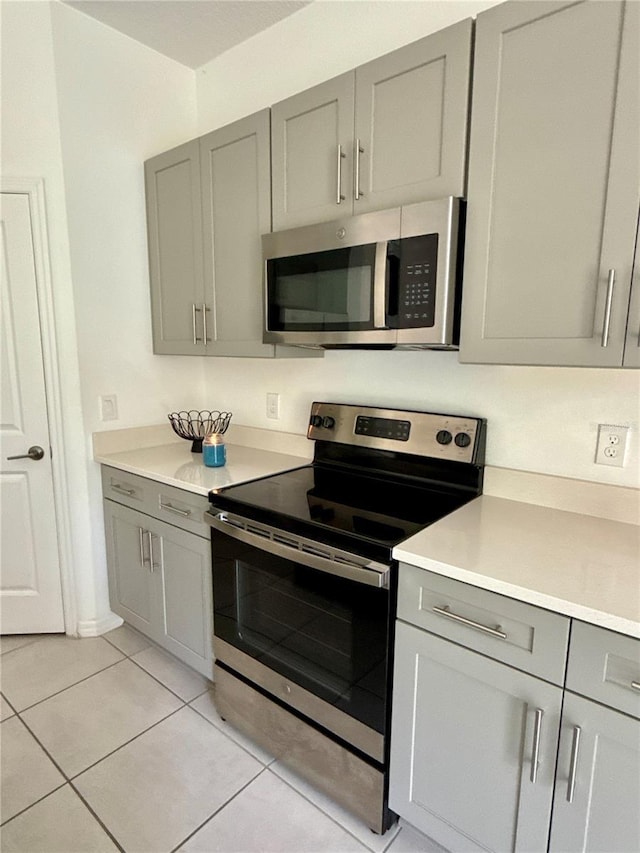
[322,416,335,429]
[455,432,472,448]
[310,415,323,428]
[436,429,453,445]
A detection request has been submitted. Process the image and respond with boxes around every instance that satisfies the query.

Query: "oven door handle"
[206,511,390,589]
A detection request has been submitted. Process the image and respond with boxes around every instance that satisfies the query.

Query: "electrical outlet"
[266,392,280,420]
[100,394,118,421]
[595,424,628,467]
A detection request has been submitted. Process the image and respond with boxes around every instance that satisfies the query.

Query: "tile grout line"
[168,766,270,853]
[186,700,277,767]
[126,653,211,706]
[6,655,127,715]
[66,780,127,852]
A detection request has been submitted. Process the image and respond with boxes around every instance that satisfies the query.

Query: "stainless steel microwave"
[263,197,462,349]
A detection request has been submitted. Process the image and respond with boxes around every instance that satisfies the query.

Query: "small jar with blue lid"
[202,433,226,467]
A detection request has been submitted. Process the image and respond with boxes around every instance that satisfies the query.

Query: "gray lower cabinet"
[390,620,562,852]
[460,0,640,367]
[549,693,640,852]
[271,19,472,230]
[390,567,640,852]
[145,110,317,358]
[102,472,213,679]
[549,621,640,852]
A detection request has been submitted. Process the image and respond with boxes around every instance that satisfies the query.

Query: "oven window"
[266,244,375,331]
[212,532,390,734]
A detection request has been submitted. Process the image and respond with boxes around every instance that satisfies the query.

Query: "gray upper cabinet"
[271,74,355,231]
[353,20,472,215]
[623,217,640,367]
[200,111,276,357]
[145,110,318,358]
[145,140,205,355]
[460,0,640,367]
[271,19,473,231]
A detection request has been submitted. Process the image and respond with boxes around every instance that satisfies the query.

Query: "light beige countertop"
[95,441,310,496]
[394,495,640,639]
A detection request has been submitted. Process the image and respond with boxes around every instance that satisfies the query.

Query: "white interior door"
[1,192,64,633]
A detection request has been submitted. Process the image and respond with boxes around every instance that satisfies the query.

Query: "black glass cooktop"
[209,463,471,561]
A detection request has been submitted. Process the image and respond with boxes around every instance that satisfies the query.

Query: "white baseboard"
[75,612,124,638]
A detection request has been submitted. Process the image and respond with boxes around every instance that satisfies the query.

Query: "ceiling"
[61,0,312,69]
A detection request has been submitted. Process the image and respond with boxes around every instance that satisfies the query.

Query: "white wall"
[196,0,640,490]
[197,0,500,131]
[1,0,204,633]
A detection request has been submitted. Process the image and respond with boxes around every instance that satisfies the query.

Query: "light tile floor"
[0,626,446,853]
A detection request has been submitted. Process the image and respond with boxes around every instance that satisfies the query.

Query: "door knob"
[6,445,45,461]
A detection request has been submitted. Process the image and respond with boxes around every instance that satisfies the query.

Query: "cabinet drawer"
[397,563,570,684]
[153,481,209,538]
[566,621,640,719]
[101,466,150,509]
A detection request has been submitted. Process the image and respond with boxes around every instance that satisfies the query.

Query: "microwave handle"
[373,242,389,328]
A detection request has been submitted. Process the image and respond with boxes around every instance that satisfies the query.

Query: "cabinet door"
[389,621,562,852]
[145,140,206,355]
[271,74,355,230]
[623,213,640,367]
[460,0,639,366]
[549,693,640,852]
[153,518,213,679]
[103,501,155,638]
[200,110,276,358]
[354,19,472,214]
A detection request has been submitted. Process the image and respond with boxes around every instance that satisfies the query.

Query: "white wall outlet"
[595,424,628,467]
[100,394,118,421]
[266,392,280,420]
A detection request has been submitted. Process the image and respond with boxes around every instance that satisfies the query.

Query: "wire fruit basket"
[168,410,232,453]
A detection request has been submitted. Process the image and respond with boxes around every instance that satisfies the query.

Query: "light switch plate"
[100,394,118,421]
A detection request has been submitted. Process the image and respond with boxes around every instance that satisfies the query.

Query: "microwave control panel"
[391,234,438,329]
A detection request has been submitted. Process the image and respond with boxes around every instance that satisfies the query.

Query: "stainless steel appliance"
[263,197,462,349]
[206,402,485,834]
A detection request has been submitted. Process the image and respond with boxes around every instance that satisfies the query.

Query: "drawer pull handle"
[432,605,507,640]
[567,725,581,803]
[112,484,135,497]
[530,708,544,784]
[631,681,640,691]
[160,501,191,518]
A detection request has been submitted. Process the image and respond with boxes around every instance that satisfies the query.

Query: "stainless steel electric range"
[206,402,486,834]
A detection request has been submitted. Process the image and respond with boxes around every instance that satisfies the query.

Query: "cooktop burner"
[209,402,486,563]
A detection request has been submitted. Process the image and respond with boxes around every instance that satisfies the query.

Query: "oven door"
[208,512,393,758]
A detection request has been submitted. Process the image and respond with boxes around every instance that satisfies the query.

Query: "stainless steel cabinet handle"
[567,725,582,803]
[147,530,156,572]
[138,527,146,568]
[6,445,45,461]
[336,144,346,205]
[354,138,364,200]
[601,269,615,347]
[111,484,135,497]
[160,501,191,518]
[202,304,209,344]
[530,708,544,784]
[631,681,640,691]
[193,304,204,344]
[432,605,508,640]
